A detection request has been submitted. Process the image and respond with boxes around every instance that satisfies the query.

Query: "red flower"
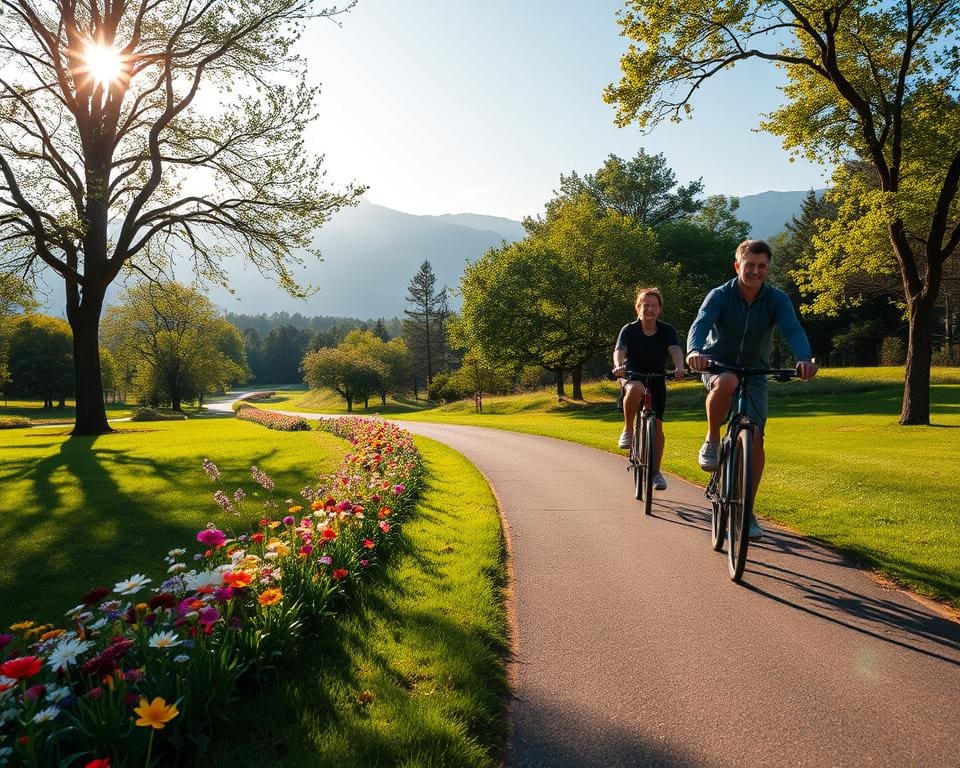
[362,538,375,549]
[332,568,349,581]
[321,528,337,542]
[250,532,265,543]
[149,592,176,610]
[0,655,42,679]
[81,586,111,605]
[84,759,111,768]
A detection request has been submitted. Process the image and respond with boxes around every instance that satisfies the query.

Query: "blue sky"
[302,0,830,221]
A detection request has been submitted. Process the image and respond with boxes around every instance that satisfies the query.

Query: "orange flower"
[258,588,283,606]
[223,571,253,589]
[40,628,66,642]
[321,528,337,542]
[378,506,392,519]
[332,568,349,581]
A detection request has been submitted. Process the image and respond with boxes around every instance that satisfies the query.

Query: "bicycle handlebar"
[702,360,810,382]
[619,369,685,381]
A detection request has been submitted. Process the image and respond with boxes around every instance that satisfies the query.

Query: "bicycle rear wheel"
[727,428,754,582]
[642,415,656,515]
[633,421,643,501]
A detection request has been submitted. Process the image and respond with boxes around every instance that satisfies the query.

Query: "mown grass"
[205,436,508,767]
[0,419,343,627]
[387,366,960,609]
[3,418,510,765]
[258,385,433,415]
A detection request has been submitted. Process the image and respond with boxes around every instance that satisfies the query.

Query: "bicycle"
[619,370,673,516]
[702,361,804,582]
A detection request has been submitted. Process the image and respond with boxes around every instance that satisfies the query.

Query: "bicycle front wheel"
[633,421,643,501]
[642,415,656,515]
[727,428,754,582]
[709,441,727,550]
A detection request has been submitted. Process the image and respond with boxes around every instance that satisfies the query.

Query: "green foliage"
[403,260,451,385]
[302,346,386,412]
[102,281,247,410]
[5,314,74,407]
[459,194,674,381]
[130,407,188,422]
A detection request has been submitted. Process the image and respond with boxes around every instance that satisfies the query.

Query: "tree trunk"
[380,390,387,406]
[555,369,565,397]
[900,297,934,425]
[68,294,111,436]
[346,396,353,412]
[571,363,584,400]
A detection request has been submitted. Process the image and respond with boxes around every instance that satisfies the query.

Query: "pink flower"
[198,606,221,625]
[299,545,314,557]
[378,521,391,533]
[213,587,234,601]
[196,528,227,548]
[283,515,295,526]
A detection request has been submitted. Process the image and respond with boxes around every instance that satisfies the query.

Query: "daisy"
[148,631,182,649]
[32,706,60,724]
[47,638,94,671]
[114,574,152,596]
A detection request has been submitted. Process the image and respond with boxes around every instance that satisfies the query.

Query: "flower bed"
[238,391,275,402]
[0,418,30,430]
[233,404,309,431]
[0,418,421,767]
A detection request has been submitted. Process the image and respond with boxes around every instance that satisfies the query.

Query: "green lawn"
[0,419,343,627]
[385,367,960,609]
[0,398,137,424]
[258,386,432,415]
[205,436,508,767]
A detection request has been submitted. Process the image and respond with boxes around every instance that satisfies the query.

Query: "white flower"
[148,631,182,649]
[167,562,187,574]
[46,686,71,704]
[31,706,60,724]
[47,638,94,671]
[182,568,226,592]
[114,574,152,595]
[167,548,187,558]
[65,604,87,618]
[173,654,190,663]
[88,617,108,632]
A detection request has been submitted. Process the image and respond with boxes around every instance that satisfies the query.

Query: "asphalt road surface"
[394,421,960,768]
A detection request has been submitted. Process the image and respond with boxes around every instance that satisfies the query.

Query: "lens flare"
[83,42,125,88]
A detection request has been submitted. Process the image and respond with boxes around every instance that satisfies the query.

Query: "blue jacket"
[686,278,812,368]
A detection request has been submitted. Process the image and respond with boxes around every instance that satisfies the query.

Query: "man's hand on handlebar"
[796,359,818,381]
[686,352,709,372]
[612,364,627,378]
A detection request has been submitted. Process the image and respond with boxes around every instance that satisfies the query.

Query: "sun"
[82,42,125,88]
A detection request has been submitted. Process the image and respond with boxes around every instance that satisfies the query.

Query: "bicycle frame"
[621,371,671,514]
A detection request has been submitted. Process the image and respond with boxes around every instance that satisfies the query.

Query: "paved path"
[394,421,960,768]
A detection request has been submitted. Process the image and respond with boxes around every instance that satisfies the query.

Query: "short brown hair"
[635,287,663,310]
[736,239,772,261]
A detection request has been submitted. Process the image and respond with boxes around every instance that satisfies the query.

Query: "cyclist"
[686,239,818,539]
[613,287,686,491]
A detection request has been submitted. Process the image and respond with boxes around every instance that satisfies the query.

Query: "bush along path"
[0,418,421,767]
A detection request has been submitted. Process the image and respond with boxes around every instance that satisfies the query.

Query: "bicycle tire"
[727,428,754,582]
[709,441,727,550]
[633,421,643,501]
[642,415,656,515]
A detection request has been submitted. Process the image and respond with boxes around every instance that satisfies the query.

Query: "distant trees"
[5,315,74,408]
[302,331,411,411]
[403,261,450,390]
[101,282,247,410]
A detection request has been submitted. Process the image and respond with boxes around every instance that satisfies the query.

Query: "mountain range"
[39,189,819,320]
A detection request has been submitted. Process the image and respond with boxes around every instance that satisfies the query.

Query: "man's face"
[735,252,770,290]
[637,294,662,321]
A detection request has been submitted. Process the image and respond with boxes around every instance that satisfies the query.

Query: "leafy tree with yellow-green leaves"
[0,0,363,435]
[605,0,960,425]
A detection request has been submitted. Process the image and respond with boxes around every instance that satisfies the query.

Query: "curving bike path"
[393,421,960,768]
[213,399,960,767]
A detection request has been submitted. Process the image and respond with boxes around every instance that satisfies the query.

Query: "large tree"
[459,194,674,399]
[605,0,960,424]
[6,313,74,408]
[101,281,246,410]
[0,0,363,435]
[403,260,447,389]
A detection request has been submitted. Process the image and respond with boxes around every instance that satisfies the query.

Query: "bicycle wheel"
[727,428,754,582]
[633,421,643,501]
[709,440,727,550]
[642,415,656,515]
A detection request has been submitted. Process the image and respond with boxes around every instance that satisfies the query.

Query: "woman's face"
[636,294,662,322]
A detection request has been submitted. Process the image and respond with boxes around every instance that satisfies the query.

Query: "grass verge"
[203,435,509,767]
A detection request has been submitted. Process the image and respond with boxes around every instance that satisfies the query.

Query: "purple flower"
[250,466,275,491]
[0,633,13,649]
[234,488,246,504]
[318,555,333,566]
[199,606,221,625]
[393,484,405,494]
[283,515,295,526]
[213,587,234,601]
[213,490,235,515]
[202,458,221,481]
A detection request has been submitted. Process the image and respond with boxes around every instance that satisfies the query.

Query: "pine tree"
[403,261,446,388]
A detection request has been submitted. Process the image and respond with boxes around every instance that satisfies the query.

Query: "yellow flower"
[288,505,303,514]
[134,696,179,730]
[10,621,35,631]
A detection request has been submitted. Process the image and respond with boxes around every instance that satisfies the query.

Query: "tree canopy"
[605,0,960,424]
[0,0,363,433]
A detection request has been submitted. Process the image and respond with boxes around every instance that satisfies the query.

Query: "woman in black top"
[612,287,686,490]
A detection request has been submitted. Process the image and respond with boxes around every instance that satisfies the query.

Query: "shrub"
[240,391,275,401]
[932,343,960,366]
[130,407,187,421]
[879,336,906,366]
[0,416,31,429]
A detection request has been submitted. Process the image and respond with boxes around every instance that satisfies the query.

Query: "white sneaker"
[653,472,667,491]
[617,429,631,449]
[748,519,764,541]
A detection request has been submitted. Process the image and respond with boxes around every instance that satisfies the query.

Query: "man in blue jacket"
[686,239,818,539]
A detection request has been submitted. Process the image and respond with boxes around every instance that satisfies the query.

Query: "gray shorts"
[703,373,769,433]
